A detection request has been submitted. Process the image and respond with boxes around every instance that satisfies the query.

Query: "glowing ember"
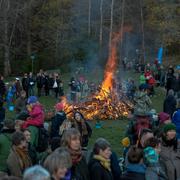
[64,27,133,120]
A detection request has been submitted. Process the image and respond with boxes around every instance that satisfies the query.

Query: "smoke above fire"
[64,26,133,120]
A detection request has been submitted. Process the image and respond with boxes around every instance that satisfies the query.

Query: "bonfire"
[63,28,133,120]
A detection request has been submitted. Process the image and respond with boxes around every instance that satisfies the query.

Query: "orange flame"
[63,26,133,120]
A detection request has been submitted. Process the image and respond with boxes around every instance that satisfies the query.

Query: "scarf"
[69,148,82,165]
[162,135,177,150]
[94,155,111,172]
[13,146,32,171]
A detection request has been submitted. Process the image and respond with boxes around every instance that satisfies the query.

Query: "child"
[144,137,167,180]
[50,102,66,138]
[121,145,146,180]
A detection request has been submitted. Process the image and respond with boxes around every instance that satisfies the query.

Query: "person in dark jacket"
[0,75,6,98]
[50,102,66,138]
[22,73,29,98]
[165,66,176,95]
[121,145,146,180]
[28,72,35,96]
[52,74,60,99]
[61,128,89,180]
[163,89,176,117]
[36,73,44,97]
[72,111,92,148]
[88,138,113,180]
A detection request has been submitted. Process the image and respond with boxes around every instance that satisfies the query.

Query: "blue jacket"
[172,109,180,134]
[121,163,146,180]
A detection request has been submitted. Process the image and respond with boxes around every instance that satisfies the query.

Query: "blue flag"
[157,47,163,64]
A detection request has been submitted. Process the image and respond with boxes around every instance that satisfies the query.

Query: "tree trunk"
[109,0,114,49]
[26,3,32,58]
[140,0,145,63]
[3,4,11,76]
[120,0,125,63]
[88,0,91,36]
[99,0,103,46]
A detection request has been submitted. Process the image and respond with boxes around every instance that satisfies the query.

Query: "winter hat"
[55,103,64,111]
[121,137,130,147]
[144,147,159,165]
[27,96,38,104]
[158,112,170,124]
[163,123,176,134]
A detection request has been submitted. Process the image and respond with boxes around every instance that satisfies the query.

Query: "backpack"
[36,127,49,152]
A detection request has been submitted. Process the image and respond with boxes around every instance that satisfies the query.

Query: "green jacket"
[0,129,15,172]
[28,125,39,148]
[139,74,146,85]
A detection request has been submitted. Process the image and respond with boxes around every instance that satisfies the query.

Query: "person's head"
[163,123,176,140]
[168,89,174,96]
[22,129,31,143]
[20,90,26,98]
[61,128,81,150]
[138,128,154,148]
[12,131,26,148]
[144,137,161,154]
[54,103,64,112]
[144,146,159,165]
[27,96,38,105]
[74,112,84,122]
[23,165,50,180]
[158,112,171,125]
[93,138,111,159]
[44,148,72,180]
[127,145,143,164]
[3,119,15,130]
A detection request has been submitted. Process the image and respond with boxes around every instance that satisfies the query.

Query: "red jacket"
[22,103,44,129]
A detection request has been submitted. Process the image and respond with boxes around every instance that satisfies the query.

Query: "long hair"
[61,128,81,148]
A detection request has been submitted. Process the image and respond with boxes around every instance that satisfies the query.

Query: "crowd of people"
[0,62,179,180]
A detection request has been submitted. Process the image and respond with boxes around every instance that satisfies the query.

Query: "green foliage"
[144,0,180,48]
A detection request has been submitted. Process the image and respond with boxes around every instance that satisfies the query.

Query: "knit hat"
[27,96,38,104]
[163,123,176,134]
[144,147,159,165]
[158,112,170,124]
[121,137,130,147]
[55,103,64,111]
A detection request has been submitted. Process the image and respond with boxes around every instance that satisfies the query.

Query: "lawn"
[6,70,166,157]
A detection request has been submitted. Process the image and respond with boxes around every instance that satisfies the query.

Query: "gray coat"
[160,140,180,180]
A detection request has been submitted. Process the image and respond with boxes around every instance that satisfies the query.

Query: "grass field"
[6,70,166,157]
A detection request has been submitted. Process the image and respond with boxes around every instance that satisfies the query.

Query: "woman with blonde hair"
[61,128,89,180]
[44,147,72,180]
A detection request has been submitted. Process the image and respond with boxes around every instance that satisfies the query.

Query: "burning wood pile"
[64,26,133,120]
[64,87,133,120]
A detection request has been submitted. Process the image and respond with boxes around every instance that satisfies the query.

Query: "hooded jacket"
[134,91,152,116]
[22,103,44,129]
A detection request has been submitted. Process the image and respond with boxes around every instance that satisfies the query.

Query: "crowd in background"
[0,62,180,180]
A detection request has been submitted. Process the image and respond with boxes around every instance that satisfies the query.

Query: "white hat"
[15,77,20,81]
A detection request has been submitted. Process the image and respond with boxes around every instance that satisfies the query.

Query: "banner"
[157,47,163,64]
